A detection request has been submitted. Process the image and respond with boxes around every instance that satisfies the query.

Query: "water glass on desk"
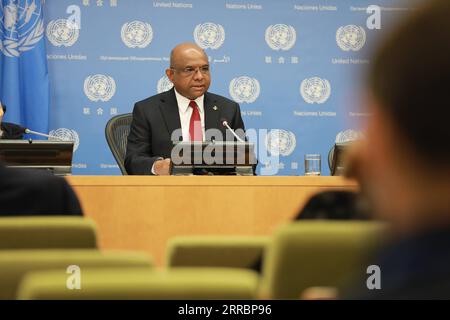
[304,154,321,176]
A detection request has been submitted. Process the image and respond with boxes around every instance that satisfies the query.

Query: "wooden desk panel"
[66,176,357,265]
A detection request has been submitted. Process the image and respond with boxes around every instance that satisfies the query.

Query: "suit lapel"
[204,92,221,131]
[158,88,181,137]
[159,90,222,138]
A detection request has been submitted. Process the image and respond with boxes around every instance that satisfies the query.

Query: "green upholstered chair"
[166,236,269,269]
[0,217,97,249]
[259,221,388,299]
[17,267,259,300]
[0,250,153,300]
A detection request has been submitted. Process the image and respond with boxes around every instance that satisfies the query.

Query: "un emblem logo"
[265,129,296,157]
[229,76,260,104]
[121,21,153,48]
[84,74,116,102]
[0,0,45,57]
[46,19,79,47]
[300,77,331,104]
[157,75,173,93]
[335,129,365,143]
[193,22,225,50]
[336,25,366,52]
[265,24,296,51]
[49,128,80,152]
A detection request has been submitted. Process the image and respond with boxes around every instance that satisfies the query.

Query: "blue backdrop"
[42,0,417,175]
[1,0,50,135]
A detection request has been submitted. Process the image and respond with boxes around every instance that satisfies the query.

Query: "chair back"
[166,236,269,270]
[260,221,388,299]
[105,113,133,175]
[0,217,97,250]
[0,250,152,299]
[17,268,259,300]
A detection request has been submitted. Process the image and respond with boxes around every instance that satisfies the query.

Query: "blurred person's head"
[354,0,450,235]
[299,190,371,221]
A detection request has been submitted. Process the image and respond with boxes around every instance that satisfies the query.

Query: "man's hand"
[0,105,4,138]
[0,104,4,126]
[153,158,171,175]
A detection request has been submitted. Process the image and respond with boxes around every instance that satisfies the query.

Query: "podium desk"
[66,176,357,266]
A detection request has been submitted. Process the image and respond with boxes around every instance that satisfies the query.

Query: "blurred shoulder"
[0,165,71,192]
[0,165,82,216]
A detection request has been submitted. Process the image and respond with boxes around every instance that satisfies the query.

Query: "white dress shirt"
[174,88,205,142]
[151,89,205,174]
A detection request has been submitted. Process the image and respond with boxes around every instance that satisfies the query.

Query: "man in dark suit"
[0,164,83,216]
[0,103,24,140]
[125,42,246,175]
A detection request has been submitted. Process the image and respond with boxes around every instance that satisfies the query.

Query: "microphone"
[0,104,63,141]
[24,128,64,140]
[221,118,245,142]
[16,125,63,140]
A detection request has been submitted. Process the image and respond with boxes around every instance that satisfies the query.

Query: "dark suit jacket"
[0,122,24,139]
[0,164,83,216]
[347,225,450,299]
[125,88,246,175]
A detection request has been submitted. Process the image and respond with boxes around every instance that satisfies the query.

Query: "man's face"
[166,48,211,100]
[354,96,415,228]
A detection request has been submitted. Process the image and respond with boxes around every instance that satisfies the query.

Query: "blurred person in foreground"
[0,163,83,216]
[0,100,82,215]
[346,0,450,299]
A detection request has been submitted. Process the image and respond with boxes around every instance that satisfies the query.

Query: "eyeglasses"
[170,65,210,77]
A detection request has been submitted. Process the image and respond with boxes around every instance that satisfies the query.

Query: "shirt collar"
[174,88,204,114]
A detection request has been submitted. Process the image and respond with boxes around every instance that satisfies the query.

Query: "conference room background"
[42,0,415,175]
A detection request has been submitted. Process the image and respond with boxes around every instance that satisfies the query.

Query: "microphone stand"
[24,129,64,141]
[221,120,245,142]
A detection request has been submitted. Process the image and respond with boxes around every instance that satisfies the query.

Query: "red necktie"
[189,100,203,141]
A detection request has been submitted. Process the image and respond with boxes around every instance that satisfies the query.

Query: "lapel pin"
[213,105,218,111]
